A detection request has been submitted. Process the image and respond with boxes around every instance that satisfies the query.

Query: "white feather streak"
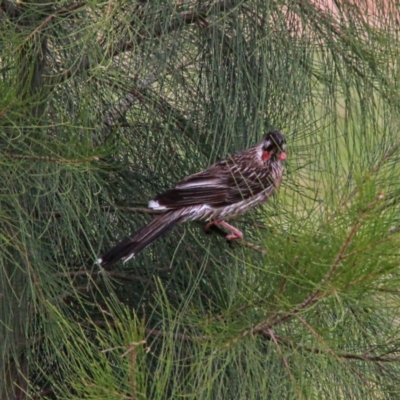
[123,253,135,263]
[176,179,221,189]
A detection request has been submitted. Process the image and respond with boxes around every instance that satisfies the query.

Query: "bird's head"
[261,130,286,162]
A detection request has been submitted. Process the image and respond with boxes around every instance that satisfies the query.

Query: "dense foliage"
[1,0,400,398]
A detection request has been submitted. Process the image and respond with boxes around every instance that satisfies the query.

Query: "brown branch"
[295,315,348,363]
[240,239,267,255]
[267,329,298,390]
[48,56,91,85]
[17,2,86,50]
[102,58,196,129]
[111,0,240,58]
[0,106,9,118]
[102,72,160,128]
[262,326,400,364]
[118,323,400,364]
[251,289,324,336]
[89,316,400,365]
[338,353,400,363]
[120,340,148,400]
[48,0,240,87]
[219,195,384,350]
[293,316,386,385]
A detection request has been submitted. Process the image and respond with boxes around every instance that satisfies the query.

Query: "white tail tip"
[148,200,167,210]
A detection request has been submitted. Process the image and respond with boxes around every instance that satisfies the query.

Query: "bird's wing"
[150,157,275,210]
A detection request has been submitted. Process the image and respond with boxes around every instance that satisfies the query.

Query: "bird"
[98,130,287,268]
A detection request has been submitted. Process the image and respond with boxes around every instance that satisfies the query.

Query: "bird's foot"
[204,220,243,241]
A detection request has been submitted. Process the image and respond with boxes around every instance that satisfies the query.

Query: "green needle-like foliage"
[1,0,400,398]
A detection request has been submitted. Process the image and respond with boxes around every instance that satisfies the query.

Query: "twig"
[219,195,384,350]
[103,70,160,128]
[48,0,239,87]
[239,239,267,255]
[0,106,9,118]
[102,58,196,129]
[111,0,240,58]
[18,2,86,49]
[120,340,147,357]
[296,315,348,362]
[262,325,400,363]
[326,194,383,281]
[267,196,382,330]
[267,329,298,390]
[334,141,400,214]
[295,315,369,384]
[251,289,323,336]
[339,236,392,260]
[146,326,400,363]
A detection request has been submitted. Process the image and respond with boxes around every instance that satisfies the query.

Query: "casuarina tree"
[1,1,400,399]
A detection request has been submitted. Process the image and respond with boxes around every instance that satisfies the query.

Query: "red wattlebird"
[98,130,286,268]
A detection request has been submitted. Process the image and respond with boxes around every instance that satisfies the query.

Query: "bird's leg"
[204,220,243,240]
[218,221,243,240]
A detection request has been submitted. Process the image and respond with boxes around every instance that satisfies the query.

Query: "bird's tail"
[98,212,183,268]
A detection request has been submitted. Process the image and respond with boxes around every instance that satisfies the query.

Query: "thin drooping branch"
[102,58,196,134]
[144,324,400,364]
[110,0,241,58]
[218,195,383,350]
[18,2,86,47]
[262,328,400,364]
[48,0,240,88]
[102,68,161,128]
[267,328,298,389]
[258,195,382,331]
[338,141,400,209]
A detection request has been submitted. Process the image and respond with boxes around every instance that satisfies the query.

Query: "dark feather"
[154,150,276,209]
[99,213,183,268]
